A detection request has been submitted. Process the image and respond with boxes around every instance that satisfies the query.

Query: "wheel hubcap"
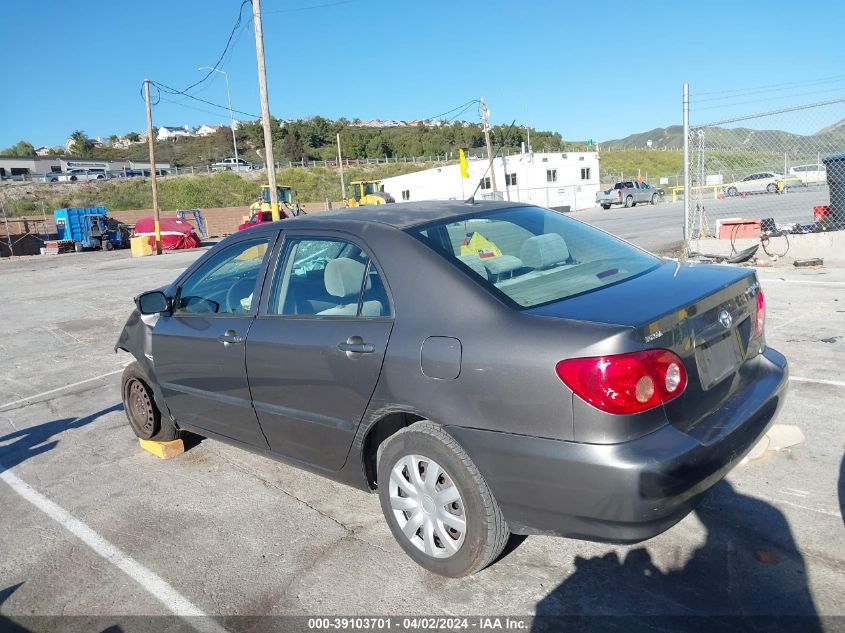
[388,454,466,559]
[127,379,155,435]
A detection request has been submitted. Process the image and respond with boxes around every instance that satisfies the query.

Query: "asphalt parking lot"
[575,186,830,253]
[1,231,843,631]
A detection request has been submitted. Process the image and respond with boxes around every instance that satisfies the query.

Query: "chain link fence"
[686,96,845,253]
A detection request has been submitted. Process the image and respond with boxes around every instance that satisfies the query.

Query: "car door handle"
[337,336,375,355]
[217,330,244,347]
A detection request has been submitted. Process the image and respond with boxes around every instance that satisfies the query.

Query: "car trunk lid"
[527,261,762,433]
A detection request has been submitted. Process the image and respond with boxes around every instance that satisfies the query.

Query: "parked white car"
[212,158,254,172]
[721,172,783,196]
[789,164,827,184]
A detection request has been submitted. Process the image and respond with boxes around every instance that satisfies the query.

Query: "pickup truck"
[596,181,661,209]
[212,158,254,172]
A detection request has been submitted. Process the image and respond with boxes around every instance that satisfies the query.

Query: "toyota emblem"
[718,309,733,329]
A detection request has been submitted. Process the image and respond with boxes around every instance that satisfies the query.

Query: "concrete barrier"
[692,229,845,264]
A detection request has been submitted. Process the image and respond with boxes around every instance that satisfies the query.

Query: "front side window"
[268,238,389,318]
[409,206,659,308]
[174,237,271,315]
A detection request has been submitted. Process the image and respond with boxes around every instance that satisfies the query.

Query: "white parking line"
[790,376,845,388]
[0,467,228,633]
[0,368,125,411]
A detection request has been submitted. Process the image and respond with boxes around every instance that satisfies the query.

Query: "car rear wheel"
[727,186,738,197]
[121,362,178,442]
[377,421,508,577]
[70,176,77,181]
[624,195,634,208]
[651,193,659,205]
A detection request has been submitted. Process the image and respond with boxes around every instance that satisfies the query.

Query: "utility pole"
[480,96,497,195]
[144,79,162,255]
[252,0,280,220]
[682,82,690,256]
[337,133,346,201]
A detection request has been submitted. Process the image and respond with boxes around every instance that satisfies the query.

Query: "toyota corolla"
[116,201,788,577]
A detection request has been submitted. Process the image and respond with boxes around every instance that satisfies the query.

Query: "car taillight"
[754,290,765,338]
[555,350,687,415]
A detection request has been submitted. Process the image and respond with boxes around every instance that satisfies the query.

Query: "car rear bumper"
[445,347,788,543]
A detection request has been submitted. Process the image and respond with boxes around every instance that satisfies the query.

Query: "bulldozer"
[346,180,395,207]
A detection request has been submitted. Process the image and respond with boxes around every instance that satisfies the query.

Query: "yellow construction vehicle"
[240,185,305,230]
[346,180,395,207]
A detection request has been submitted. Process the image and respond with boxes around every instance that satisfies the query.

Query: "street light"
[197,67,239,169]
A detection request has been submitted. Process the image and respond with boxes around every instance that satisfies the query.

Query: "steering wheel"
[225,277,256,314]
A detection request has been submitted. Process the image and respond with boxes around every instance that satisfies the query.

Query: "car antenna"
[464,119,518,204]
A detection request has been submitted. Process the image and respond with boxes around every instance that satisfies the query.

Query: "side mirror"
[137,290,170,315]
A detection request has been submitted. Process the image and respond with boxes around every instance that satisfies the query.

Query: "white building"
[195,124,221,137]
[157,126,192,141]
[381,151,601,212]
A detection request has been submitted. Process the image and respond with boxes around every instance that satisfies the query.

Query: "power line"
[691,87,845,113]
[151,80,260,119]
[425,99,480,123]
[264,0,356,14]
[692,77,845,104]
[181,0,251,94]
[158,96,234,119]
[691,74,845,99]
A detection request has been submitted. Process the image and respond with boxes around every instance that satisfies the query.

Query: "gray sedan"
[117,201,787,577]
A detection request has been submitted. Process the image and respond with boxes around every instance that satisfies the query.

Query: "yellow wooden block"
[139,438,185,459]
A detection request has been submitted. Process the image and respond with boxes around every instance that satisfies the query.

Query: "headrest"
[520,233,570,270]
[324,257,370,297]
[457,254,489,279]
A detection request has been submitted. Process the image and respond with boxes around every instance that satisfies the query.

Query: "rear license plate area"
[696,331,742,391]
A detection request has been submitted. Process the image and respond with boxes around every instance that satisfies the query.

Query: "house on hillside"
[195,124,221,136]
[157,126,192,141]
[35,146,52,156]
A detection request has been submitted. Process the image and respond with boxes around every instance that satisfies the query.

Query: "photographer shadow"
[532,480,820,631]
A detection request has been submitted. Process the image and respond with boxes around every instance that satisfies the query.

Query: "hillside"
[604,118,845,153]
[0,162,448,216]
[3,117,566,167]
[602,126,684,149]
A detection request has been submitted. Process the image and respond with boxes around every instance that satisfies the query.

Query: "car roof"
[273,200,534,231]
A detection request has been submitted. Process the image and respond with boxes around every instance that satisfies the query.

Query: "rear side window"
[409,206,659,308]
[267,238,390,318]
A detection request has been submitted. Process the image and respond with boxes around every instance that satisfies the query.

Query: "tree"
[125,132,141,142]
[69,130,95,157]
[282,131,307,162]
[108,134,119,146]
[366,133,392,158]
[0,140,36,156]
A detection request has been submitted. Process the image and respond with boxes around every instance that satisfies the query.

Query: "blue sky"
[1,0,844,148]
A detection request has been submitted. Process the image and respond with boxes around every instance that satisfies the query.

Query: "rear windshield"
[408,206,660,308]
